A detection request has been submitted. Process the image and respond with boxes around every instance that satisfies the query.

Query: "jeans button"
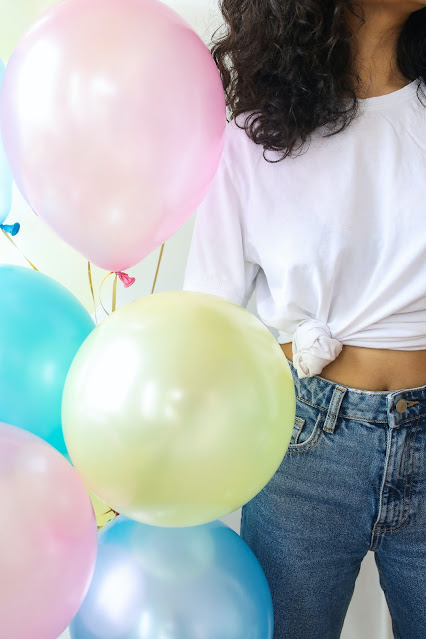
[396,398,408,413]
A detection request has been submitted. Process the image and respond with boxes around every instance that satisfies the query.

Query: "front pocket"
[287,397,325,452]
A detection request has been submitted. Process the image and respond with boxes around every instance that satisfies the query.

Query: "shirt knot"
[292,318,343,379]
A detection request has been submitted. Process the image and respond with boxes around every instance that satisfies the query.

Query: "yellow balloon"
[62,291,296,527]
[0,0,56,60]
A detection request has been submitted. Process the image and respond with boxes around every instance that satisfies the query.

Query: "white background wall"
[0,1,393,637]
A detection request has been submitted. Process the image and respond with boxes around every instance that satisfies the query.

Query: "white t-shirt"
[182,77,426,379]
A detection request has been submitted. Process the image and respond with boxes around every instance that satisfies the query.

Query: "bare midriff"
[280,342,426,392]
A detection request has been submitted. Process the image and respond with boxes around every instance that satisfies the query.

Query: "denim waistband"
[285,356,426,429]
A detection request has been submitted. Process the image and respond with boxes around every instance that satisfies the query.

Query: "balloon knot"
[0,222,20,236]
[115,271,136,288]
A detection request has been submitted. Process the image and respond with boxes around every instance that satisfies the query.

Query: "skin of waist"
[280,342,426,392]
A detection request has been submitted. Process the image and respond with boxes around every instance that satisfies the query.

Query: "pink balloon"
[0,0,226,271]
[0,423,97,639]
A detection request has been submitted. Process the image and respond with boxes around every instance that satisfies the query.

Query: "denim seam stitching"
[286,437,322,453]
[296,396,326,412]
[336,413,424,425]
[340,415,388,424]
[295,405,426,425]
[392,410,426,426]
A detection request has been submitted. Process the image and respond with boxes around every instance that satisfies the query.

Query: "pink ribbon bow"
[115,271,136,288]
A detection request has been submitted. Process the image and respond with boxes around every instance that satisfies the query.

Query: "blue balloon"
[0,265,95,455]
[70,516,273,639]
[0,60,13,224]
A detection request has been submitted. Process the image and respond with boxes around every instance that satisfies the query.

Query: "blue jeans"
[240,356,426,639]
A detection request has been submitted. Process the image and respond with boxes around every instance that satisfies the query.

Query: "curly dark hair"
[210,1,426,162]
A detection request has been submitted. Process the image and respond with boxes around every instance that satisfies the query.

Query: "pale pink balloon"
[0,0,226,271]
[0,423,97,639]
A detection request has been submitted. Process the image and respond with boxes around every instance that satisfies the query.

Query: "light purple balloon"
[0,423,97,639]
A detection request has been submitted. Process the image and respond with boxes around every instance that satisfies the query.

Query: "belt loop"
[323,385,347,434]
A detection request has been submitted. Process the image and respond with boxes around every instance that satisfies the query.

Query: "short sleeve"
[182,130,260,308]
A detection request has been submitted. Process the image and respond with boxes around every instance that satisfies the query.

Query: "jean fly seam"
[371,429,393,545]
[374,418,419,534]
[399,420,416,525]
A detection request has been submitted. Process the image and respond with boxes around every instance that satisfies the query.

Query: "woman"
[183,1,426,637]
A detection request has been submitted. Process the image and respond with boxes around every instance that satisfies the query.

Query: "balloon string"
[151,243,165,294]
[93,243,165,527]
[99,272,114,317]
[88,262,98,325]
[1,228,39,271]
[99,271,135,316]
[112,273,118,313]
[97,241,165,317]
